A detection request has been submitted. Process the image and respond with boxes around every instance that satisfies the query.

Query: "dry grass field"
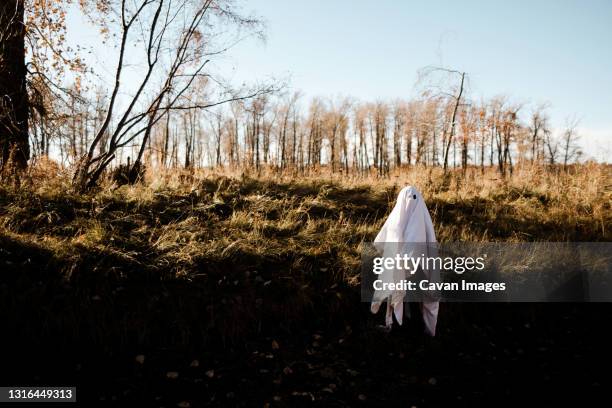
[1,163,611,406]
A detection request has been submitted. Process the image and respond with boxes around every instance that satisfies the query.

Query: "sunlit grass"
[1,163,609,286]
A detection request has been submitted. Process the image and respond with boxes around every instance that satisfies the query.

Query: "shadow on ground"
[1,177,611,406]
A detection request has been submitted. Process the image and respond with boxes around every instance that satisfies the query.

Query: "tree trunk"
[442,72,465,173]
[162,110,171,167]
[0,0,29,178]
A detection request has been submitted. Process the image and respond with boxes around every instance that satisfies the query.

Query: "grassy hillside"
[1,163,610,406]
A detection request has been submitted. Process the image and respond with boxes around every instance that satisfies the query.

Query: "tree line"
[0,0,584,190]
[30,85,583,178]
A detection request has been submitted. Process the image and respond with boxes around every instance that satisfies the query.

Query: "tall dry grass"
[2,161,610,282]
[0,160,609,349]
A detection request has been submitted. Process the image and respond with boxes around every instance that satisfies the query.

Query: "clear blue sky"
[219,0,611,161]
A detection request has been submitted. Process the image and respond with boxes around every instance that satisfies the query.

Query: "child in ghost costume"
[371,186,440,336]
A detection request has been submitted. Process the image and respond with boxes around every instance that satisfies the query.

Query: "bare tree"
[544,127,557,165]
[529,104,550,164]
[277,92,300,170]
[72,0,272,190]
[325,97,350,172]
[353,104,369,174]
[392,100,405,168]
[561,117,582,169]
[441,71,466,173]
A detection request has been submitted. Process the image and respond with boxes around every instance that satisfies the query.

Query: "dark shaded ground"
[1,177,611,406]
[3,241,611,407]
[3,283,611,407]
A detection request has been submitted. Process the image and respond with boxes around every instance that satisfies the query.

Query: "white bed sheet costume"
[371,186,440,336]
